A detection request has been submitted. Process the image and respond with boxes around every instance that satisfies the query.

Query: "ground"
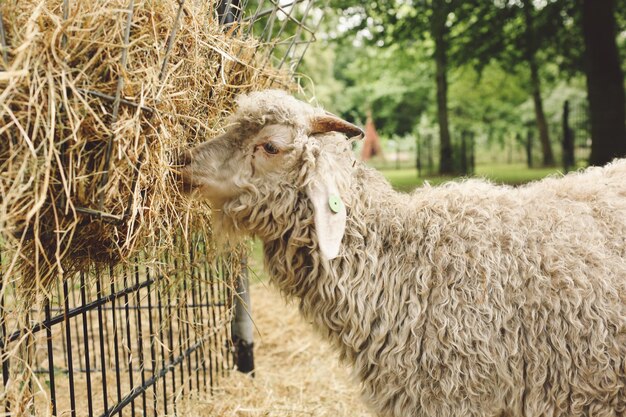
[180,283,374,417]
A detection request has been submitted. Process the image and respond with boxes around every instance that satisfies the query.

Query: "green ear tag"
[328,195,343,213]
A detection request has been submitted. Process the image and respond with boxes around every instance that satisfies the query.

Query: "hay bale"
[0,0,290,287]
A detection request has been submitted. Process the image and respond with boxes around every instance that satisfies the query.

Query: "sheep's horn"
[310,113,364,139]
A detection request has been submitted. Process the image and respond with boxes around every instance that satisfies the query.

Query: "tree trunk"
[529,61,555,166]
[523,0,555,167]
[432,3,454,175]
[582,0,626,166]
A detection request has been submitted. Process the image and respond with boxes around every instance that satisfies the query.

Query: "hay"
[0,0,291,289]
[178,283,375,417]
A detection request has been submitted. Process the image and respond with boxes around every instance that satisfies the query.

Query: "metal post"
[469,131,476,175]
[562,100,574,172]
[526,129,533,168]
[416,133,422,178]
[231,256,254,375]
[427,134,434,175]
[395,139,401,170]
[460,131,468,176]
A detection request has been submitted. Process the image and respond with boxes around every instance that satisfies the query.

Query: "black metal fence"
[375,99,591,175]
[561,99,591,171]
[0,239,237,417]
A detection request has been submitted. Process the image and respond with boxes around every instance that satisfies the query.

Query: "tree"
[452,0,557,166]
[522,0,555,166]
[340,0,462,174]
[431,0,455,174]
[582,0,626,165]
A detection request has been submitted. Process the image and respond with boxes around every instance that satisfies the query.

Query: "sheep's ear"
[310,113,364,139]
[306,171,346,260]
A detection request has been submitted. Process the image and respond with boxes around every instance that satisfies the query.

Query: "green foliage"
[448,63,528,139]
[301,32,433,136]
[298,0,626,166]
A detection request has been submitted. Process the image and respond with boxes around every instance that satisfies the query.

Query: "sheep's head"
[180,90,363,259]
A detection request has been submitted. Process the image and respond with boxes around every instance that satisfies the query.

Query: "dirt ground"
[180,283,375,417]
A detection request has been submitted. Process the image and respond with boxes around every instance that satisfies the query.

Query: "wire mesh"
[0,240,236,417]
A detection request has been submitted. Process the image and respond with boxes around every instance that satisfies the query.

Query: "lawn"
[382,162,567,192]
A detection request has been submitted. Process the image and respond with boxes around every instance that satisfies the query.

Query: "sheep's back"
[299,161,626,416]
[377,162,626,415]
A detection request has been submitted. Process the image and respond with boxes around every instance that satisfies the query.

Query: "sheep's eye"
[262,142,279,155]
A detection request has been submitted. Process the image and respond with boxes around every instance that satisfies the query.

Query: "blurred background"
[288,0,626,191]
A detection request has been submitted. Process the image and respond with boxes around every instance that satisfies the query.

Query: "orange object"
[361,111,384,161]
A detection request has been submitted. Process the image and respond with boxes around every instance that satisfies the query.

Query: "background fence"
[368,99,591,175]
[0,0,323,415]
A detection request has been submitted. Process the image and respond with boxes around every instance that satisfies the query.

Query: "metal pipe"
[231,256,254,375]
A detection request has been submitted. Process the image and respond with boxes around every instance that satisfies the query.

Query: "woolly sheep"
[181,90,626,417]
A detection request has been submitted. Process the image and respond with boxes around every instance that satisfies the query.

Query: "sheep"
[180,89,626,417]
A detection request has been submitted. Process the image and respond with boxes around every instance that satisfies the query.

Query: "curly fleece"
[208,91,626,417]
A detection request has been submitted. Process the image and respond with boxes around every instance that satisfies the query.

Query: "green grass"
[475,163,564,185]
[382,163,566,192]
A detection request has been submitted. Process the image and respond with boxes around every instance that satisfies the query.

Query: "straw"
[0,0,292,289]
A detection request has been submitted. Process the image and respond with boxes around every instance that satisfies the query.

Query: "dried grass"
[0,1,295,413]
[178,283,375,417]
[0,0,291,290]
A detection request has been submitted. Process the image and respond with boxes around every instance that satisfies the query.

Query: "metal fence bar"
[99,337,208,417]
[189,243,202,390]
[173,255,185,398]
[134,263,148,414]
[87,287,98,380]
[183,280,193,393]
[109,267,123,417]
[275,1,315,69]
[80,273,94,417]
[196,250,209,390]
[45,302,225,312]
[123,270,136,417]
[156,286,168,414]
[242,0,266,38]
[231,256,254,374]
[217,260,228,379]
[145,267,158,417]
[207,262,218,389]
[57,280,69,370]
[159,0,186,82]
[44,301,58,416]
[96,272,110,414]
[71,278,84,370]
[285,0,326,74]
[0,278,154,348]
[63,280,77,417]
[205,260,216,392]
[165,286,177,413]
[76,89,155,114]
